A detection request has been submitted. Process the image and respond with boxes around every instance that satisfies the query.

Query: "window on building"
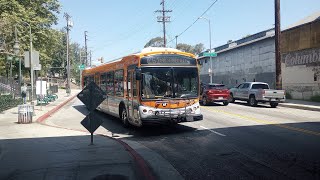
[100,73,106,93]
[314,73,318,81]
[115,70,124,96]
[106,72,114,96]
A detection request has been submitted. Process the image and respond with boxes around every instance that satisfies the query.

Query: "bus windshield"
[141,67,198,99]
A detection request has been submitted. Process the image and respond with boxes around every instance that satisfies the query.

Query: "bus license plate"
[186,116,193,122]
[218,97,223,100]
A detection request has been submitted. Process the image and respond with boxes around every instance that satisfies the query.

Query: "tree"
[192,43,205,55]
[176,43,193,53]
[176,43,205,55]
[0,0,61,77]
[144,37,164,48]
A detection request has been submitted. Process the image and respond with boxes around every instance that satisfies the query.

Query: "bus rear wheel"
[120,107,130,127]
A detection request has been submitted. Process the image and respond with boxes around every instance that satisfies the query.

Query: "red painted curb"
[101,135,156,180]
[37,94,156,180]
[36,94,78,123]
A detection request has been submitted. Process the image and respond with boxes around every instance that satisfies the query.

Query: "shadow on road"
[231,101,271,108]
[0,135,135,180]
[72,104,89,116]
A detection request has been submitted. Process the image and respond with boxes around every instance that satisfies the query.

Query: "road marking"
[202,106,320,137]
[200,126,226,137]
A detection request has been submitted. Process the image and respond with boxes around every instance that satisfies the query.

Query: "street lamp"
[23,22,34,101]
[199,16,213,84]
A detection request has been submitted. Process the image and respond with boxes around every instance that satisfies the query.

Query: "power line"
[168,0,218,44]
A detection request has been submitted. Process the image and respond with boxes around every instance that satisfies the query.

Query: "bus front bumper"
[141,114,203,125]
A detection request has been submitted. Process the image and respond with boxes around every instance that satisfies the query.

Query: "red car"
[200,83,230,106]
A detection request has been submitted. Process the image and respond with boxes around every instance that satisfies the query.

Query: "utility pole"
[155,0,172,47]
[175,35,178,48]
[84,31,88,66]
[79,49,82,89]
[275,0,282,90]
[89,50,92,67]
[64,13,72,96]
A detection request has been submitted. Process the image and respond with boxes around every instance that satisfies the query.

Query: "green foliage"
[285,91,292,99]
[177,43,205,55]
[144,37,206,55]
[0,95,22,112]
[0,0,62,77]
[310,94,320,102]
[144,37,164,48]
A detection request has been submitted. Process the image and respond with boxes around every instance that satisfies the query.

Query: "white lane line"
[200,126,226,137]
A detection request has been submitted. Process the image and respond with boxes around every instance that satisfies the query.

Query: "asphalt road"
[52,99,320,180]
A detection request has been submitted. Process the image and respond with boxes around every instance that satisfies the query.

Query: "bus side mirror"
[135,67,142,80]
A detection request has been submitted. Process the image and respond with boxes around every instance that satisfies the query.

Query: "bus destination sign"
[141,55,196,65]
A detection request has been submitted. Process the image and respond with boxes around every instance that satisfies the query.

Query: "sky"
[54,0,320,65]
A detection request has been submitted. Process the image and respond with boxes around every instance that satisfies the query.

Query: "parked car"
[200,83,230,106]
[229,82,285,108]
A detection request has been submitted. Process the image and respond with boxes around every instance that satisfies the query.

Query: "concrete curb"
[123,140,184,180]
[36,95,157,180]
[279,103,320,112]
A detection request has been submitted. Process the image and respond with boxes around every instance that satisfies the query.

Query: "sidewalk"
[279,99,320,112]
[0,89,147,180]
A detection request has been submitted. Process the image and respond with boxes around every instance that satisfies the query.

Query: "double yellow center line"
[202,107,320,137]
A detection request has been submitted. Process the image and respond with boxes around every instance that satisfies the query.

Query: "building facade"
[199,12,320,100]
[281,15,320,99]
[199,29,276,88]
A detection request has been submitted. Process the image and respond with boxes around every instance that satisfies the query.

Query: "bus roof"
[82,47,196,74]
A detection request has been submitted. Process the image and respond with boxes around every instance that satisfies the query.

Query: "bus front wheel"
[120,107,130,127]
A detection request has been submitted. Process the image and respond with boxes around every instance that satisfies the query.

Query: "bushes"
[310,95,320,102]
[0,95,22,112]
[285,92,292,99]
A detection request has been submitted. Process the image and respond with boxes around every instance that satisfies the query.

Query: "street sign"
[36,80,46,95]
[77,82,106,111]
[78,81,106,145]
[24,50,40,68]
[81,112,103,134]
[79,64,85,70]
[33,64,42,71]
[203,52,217,57]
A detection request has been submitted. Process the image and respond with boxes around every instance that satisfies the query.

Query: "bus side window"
[106,71,114,96]
[100,73,106,93]
[115,69,124,96]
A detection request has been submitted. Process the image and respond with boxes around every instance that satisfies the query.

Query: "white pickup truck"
[229,82,285,108]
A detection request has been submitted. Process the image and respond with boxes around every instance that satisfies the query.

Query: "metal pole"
[24,23,34,101]
[209,19,212,84]
[65,13,71,96]
[175,35,178,49]
[14,25,22,95]
[162,0,166,47]
[67,26,70,95]
[275,0,282,90]
[84,31,88,66]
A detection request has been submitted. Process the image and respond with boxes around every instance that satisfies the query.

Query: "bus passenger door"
[127,70,134,120]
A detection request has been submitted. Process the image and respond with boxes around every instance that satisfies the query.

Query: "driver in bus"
[165,86,172,97]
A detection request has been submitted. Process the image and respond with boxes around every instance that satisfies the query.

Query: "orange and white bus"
[82,47,203,127]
